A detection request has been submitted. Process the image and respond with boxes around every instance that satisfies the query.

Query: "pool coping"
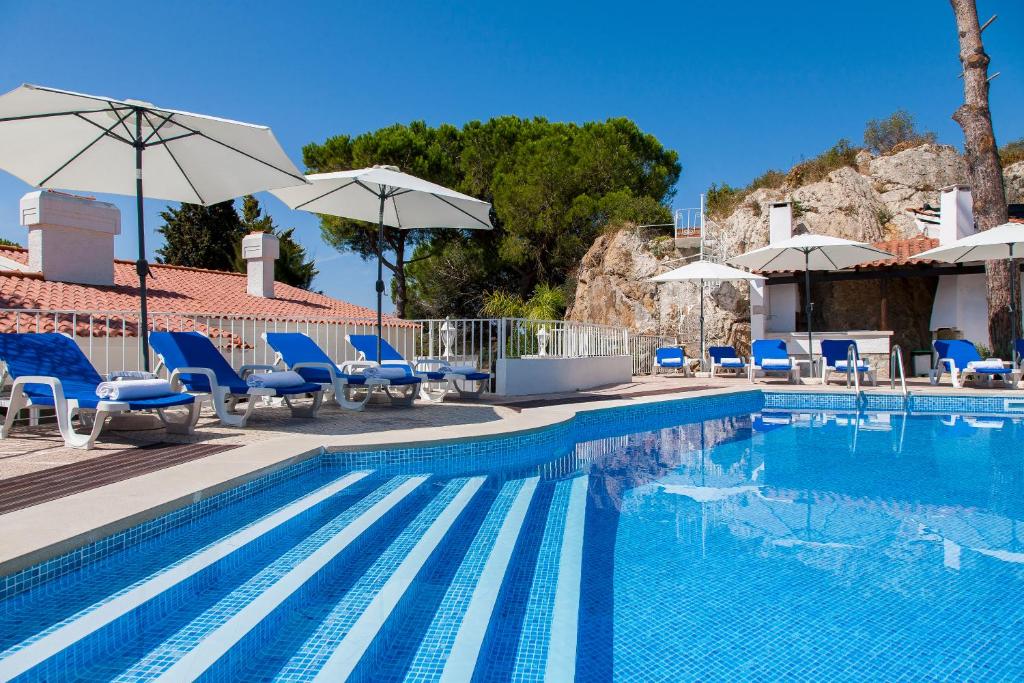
[0,386,746,579]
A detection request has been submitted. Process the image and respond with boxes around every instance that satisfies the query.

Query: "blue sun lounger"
[150,331,324,427]
[654,347,693,376]
[820,339,876,386]
[346,334,487,402]
[708,346,747,378]
[933,339,1019,389]
[0,333,199,449]
[748,339,798,383]
[264,332,397,411]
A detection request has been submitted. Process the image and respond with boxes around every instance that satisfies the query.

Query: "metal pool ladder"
[889,344,909,408]
[845,343,864,408]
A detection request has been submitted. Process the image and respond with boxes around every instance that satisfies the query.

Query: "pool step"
[510,474,589,682]
[404,476,539,683]
[1,468,374,682]
[253,477,486,682]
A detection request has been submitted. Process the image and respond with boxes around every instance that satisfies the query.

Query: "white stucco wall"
[930,273,990,346]
[495,355,632,396]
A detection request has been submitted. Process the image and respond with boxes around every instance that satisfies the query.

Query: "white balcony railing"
[0,309,679,386]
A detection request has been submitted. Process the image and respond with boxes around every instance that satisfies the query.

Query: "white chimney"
[768,201,793,245]
[20,191,120,286]
[242,231,279,298]
[938,185,975,246]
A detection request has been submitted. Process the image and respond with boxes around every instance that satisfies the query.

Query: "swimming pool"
[1,390,1022,681]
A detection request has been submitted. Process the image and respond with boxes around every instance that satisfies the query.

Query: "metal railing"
[845,343,861,395]
[889,344,908,398]
[0,309,678,387]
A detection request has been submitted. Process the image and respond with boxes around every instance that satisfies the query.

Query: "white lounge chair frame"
[2,375,201,450]
[748,360,799,384]
[282,360,390,412]
[820,359,876,386]
[412,357,489,403]
[932,357,1020,389]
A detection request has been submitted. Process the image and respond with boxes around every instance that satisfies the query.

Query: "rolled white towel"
[967,360,1007,371]
[761,358,791,369]
[96,379,174,401]
[362,366,410,380]
[719,357,744,365]
[246,370,306,388]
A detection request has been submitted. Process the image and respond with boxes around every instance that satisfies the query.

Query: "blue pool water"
[1,392,1023,681]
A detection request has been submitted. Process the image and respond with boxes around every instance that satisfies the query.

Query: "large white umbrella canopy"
[915,222,1024,347]
[728,233,892,364]
[649,260,764,362]
[272,166,493,362]
[0,83,308,367]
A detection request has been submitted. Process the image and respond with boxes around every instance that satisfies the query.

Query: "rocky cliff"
[568,144,1024,352]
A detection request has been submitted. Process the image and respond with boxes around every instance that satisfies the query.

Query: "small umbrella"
[915,222,1024,353]
[728,234,892,366]
[649,259,764,365]
[0,84,308,368]
[272,166,493,363]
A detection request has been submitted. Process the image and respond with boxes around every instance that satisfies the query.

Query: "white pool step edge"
[439,477,539,683]
[156,475,428,681]
[0,469,373,681]
[545,475,588,682]
[312,476,486,683]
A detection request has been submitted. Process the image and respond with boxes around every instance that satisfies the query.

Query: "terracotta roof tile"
[0,246,415,338]
[860,235,939,268]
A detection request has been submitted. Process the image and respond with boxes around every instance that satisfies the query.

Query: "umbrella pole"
[375,192,385,364]
[134,111,151,372]
[699,278,705,369]
[1011,245,1019,362]
[805,252,813,371]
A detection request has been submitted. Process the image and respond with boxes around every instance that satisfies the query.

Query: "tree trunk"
[392,232,408,318]
[949,0,1011,354]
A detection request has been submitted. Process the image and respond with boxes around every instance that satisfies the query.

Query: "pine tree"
[155,201,244,271]
[235,195,319,290]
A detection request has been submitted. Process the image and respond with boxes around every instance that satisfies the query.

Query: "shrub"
[787,139,860,186]
[1000,138,1024,166]
[864,110,936,155]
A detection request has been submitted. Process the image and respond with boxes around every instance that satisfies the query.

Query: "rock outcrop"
[568,144,1024,352]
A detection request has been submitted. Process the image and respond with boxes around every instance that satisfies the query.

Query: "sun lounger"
[654,347,693,376]
[263,332,395,411]
[932,339,1019,389]
[346,334,477,404]
[748,339,798,383]
[820,339,876,386]
[708,346,747,378]
[0,333,199,449]
[150,331,323,427]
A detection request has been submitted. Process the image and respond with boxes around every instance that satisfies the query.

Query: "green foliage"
[156,202,243,271]
[306,116,680,318]
[234,195,318,290]
[705,182,745,219]
[863,110,936,155]
[1000,138,1024,166]
[0,237,20,248]
[480,283,567,320]
[786,139,859,186]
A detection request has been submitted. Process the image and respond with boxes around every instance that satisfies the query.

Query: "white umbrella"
[649,260,764,364]
[0,83,308,367]
[272,166,493,362]
[728,234,892,365]
[915,222,1024,349]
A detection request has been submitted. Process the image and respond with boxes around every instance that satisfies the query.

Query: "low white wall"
[495,355,632,396]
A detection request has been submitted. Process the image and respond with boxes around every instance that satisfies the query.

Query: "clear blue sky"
[0,0,1020,311]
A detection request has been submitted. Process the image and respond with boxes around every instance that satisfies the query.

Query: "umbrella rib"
[293,179,360,211]
[955,245,980,263]
[428,193,491,228]
[37,107,135,187]
[140,109,177,145]
[0,107,122,124]
[755,248,791,273]
[106,102,137,143]
[144,110,205,205]
[391,195,403,228]
[72,112,134,146]
[821,249,840,271]
[192,131,308,183]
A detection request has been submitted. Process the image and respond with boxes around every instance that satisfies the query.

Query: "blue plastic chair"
[264,332,414,411]
[0,333,198,449]
[820,339,875,386]
[933,339,1017,389]
[708,346,747,378]
[346,333,487,402]
[749,339,796,383]
[150,332,323,427]
[654,347,692,376]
